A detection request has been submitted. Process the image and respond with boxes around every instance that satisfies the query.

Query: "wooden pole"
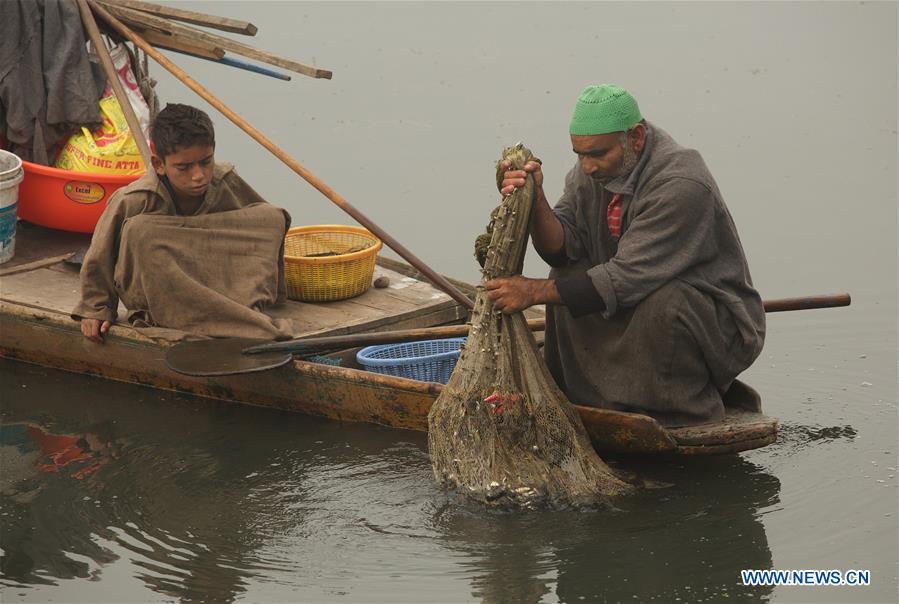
[96,0,332,79]
[132,27,226,60]
[88,0,475,311]
[761,293,851,313]
[244,321,545,355]
[100,0,258,36]
[160,47,292,82]
[245,293,852,354]
[77,0,152,168]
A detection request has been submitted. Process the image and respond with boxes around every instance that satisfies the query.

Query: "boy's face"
[151,143,215,200]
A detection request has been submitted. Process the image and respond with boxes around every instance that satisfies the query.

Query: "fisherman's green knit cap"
[569,84,642,135]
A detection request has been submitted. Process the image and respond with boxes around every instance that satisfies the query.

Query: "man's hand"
[484,276,561,314]
[498,160,544,197]
[81,318,111,343]
[497,158,565,257]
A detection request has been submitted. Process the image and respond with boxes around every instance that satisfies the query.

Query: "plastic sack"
[107,43,152,140]
[54,44,149,175]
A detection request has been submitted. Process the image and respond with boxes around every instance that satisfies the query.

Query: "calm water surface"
[2,2,896,602]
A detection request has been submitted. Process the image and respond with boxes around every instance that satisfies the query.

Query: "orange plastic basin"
[17,161,142,233]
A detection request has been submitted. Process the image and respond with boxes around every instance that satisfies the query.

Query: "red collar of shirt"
[607,193,623,238]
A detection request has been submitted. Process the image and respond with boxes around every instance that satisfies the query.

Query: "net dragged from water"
[428,143,634,509]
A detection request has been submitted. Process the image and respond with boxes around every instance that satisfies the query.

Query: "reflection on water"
[0,360,790,603]
[435,455,780,603]
[0,364,309,601]
[0,361,434,602]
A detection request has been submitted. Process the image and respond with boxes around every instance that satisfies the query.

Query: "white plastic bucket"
[0,149,24,264]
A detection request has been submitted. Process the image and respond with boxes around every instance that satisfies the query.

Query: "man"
[486,85,765,427]
[73,103,290,342]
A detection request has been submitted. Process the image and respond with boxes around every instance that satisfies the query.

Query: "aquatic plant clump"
[428,143,633,508]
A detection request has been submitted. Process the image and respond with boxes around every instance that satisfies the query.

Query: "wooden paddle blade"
[165,338,293,376]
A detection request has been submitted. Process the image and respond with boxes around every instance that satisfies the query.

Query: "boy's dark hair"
[150,103,215,160]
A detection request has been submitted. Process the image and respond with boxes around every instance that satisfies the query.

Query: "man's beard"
[618,142,639,178]
[593,141,639,185]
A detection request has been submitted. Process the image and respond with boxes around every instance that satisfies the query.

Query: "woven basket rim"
[356,338,466,367]
[284,224,382,265]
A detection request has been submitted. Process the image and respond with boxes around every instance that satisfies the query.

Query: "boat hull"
[0,300,777,455]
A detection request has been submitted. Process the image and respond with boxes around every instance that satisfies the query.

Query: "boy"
[73,103,290,341]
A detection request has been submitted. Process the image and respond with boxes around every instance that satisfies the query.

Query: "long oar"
[165,325,509,377]
[88,0,474,311]
[758,293,852,313]
[165,293,851,376]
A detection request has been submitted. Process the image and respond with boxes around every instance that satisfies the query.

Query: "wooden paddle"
[164,293,850,376]
[88,0,475,311]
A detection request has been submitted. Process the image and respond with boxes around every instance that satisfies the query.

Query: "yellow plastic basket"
[283,225,383,302]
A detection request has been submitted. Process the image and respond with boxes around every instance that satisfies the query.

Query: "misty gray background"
[150,1,896,306]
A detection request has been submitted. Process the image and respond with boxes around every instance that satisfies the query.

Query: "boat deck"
[0,222,468,338]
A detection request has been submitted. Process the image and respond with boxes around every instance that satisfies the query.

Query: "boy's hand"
[81,319,111,343]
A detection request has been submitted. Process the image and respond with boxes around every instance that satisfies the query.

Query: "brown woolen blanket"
[114,203,295,341]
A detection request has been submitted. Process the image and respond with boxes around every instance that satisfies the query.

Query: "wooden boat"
[0,223,777,455]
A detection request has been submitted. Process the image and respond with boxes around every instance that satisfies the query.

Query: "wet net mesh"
[427,144,633,508]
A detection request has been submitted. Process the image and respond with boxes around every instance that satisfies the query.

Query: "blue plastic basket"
[356,338,466,384]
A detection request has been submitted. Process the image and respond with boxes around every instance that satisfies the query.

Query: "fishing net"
[428,144,633,508]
